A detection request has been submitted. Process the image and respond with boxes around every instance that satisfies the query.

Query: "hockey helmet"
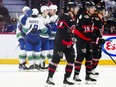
[22,6,30,12]
[67,1,81,11]
[84,2,96,10]
[40,5,49,13]
[49,5,58,11]
[67,1,81,8]
[32,8,39,16]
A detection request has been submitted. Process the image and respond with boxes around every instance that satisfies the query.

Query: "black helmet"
[84,2,96,10]
[67,1,81,11]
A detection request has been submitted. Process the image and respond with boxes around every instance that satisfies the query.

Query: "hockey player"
[46,1,80,85]
[20,8,48,70]
[70,2,106,84]
[91,6,107,76]
[39,5,50,69]
[16,6,30,70]
[47,4,59,65]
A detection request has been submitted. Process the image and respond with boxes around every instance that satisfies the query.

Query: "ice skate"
[18,62,29,71]
[73,75,81,85]
[91,69,99,78]
[40,62,48,69]
[28,64,35,71]
[34,64,41,71]
[39,62,48,72]
[46,77,55,86]
[85,74,97,84]
[63,74,74,85]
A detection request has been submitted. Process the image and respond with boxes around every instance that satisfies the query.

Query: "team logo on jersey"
[57,52,63,57]
[81,48,86,53]
[95,17,99,21]
[84,15,89,19]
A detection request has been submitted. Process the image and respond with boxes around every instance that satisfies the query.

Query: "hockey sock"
[19,50,26,64]
[48,62,58,78]
[65,63,73,77]
[74,60,82,75]
[85,60,92,72]
[92,58,99,69]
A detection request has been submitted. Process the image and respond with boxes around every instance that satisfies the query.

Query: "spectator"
[0,15,6,33]
[103,20,116,34]
[110,25,116,34]
[105,0,116,11]
[5,18,17,33]
[0,1,11,25]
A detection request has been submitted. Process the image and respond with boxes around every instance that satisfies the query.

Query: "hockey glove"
[25,9,33,17]
[18,38,25,50]
[98,38,106,44]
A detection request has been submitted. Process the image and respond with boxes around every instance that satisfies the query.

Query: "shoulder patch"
[84,15,89,18]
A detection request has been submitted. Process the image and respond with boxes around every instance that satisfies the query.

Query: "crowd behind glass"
[0,0,116,34]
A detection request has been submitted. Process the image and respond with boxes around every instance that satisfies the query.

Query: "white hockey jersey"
[38,15,50,38]
[22,17,46,35]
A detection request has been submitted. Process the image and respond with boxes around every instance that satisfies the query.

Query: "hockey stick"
[14,44,20,51]
[102,47,116,64]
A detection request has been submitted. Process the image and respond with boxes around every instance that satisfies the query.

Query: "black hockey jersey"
[74,11,98,42]
[92,14,104,38]
[56,12,76,45]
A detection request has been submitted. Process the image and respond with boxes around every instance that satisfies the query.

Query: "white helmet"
[32,8,39,15]
[49,5,58,11]
[22,6,30,12]
[40,6,49,13]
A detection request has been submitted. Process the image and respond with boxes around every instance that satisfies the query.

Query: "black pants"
[74,38,93,75]
[48,37,75,78]
[91,43,102,69]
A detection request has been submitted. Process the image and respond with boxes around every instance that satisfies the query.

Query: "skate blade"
[63,84,74,87]
[74,81,81,85]
[29,69,46,72]
[40,69,48,72]
[85,81,96,85]
[90,74,98,78]
[18,69,30,72]
[45,83,55,87]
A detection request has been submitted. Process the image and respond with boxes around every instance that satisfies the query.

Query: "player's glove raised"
[25,9,33,17]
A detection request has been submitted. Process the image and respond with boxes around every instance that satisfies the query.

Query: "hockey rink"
[0,65,116,87]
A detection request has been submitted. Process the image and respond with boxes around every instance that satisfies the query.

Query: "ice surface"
[0,65,116,87]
